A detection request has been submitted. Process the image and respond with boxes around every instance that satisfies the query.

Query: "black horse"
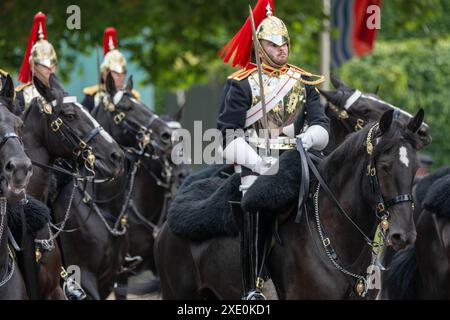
[51,73,173,299]
[381,166,450,299]
[320,76,431,154]
[0,74,33,299]
[116,111,192,298]
[19,74,124,299]
[155,109,424,299]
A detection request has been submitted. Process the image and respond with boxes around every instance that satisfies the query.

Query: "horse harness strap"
[0,198,15,288]
[366,124,414,222]
[0,133,22,150]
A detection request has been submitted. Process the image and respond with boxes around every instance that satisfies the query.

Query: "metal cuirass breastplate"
[247,69,306,138]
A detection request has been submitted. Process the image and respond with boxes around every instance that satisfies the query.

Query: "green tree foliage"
[0,0,441,89]
[339,38,450,168]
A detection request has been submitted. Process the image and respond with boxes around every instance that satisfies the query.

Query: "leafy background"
[1,0,449,167]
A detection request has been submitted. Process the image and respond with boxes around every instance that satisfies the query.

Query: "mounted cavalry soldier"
[217,0,329,299]
[15,12,60,114]
[14,12,86,300]
[82,27,141,112]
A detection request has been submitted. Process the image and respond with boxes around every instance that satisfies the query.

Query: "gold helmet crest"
[19,12,58,83]
[256,4,290,47]
[100,27,127,76]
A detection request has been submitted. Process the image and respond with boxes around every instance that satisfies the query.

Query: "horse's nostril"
[4,160,15,174]
[391,233,405,244]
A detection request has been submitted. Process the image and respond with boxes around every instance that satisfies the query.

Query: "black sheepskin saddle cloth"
[7,196,51,243]
[415,166,450,218]
[168,150,307,241]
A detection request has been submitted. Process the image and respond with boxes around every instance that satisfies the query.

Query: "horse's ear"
[379,109,394,135]
[125,75,133,92]
[172,105,185,122]
[330,75,349,90]
[407,108,425,134]
[33,76,52,101]
[0,74,15,100]
[105,72,116,96]
[48,74,64,92]
[374,85,380,95]
[318,89,338,103]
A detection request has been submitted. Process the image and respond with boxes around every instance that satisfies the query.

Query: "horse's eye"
[65,113,76,121]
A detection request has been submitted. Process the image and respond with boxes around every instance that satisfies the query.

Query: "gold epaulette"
[288,64,325,86]
[83,84,101,96]
[15,82,32,92]
[228,64,258,81]
[0,69,8,77]
[131,89,141,100]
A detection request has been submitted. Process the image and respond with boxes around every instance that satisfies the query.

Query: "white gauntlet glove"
[297,125,329,151]
[223,137,277,175]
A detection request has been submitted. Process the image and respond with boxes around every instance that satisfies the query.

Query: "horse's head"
[320,75,431,147]
[0,74,32,202]
[31,74,124,180]
[368,109,425,251]
[93,73,173,158]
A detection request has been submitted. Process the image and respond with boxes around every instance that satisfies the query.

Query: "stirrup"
[120,254,143,273]
[244,289,266,300]
[63,278,87,300]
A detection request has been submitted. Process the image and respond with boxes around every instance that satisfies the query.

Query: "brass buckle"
[73,149,82,157]
[79,140,87,149]
[51,118,63,132]
[366,165,376,176]
[355,119,365,131]
[377,203,385,213]
[60,267,68,280]
[113,112,125,125]
[256,277,264,290]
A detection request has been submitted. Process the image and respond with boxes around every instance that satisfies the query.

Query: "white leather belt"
[247,136,297,150]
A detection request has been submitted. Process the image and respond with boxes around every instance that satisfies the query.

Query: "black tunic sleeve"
[14,90,25,116]
[81,95,95,113]
[294,77,330,135]
[216,78,252,146]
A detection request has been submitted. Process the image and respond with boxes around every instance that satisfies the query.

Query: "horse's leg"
[0,261,28,300]
[155,223,201,299]
[113,271,129,300]
[35,227,65,300]
[81,270,101,300]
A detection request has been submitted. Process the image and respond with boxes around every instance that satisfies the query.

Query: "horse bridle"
[298,121,415,296]
[38,96,102,173]
[102,90,166,154]
[365,123,414,231]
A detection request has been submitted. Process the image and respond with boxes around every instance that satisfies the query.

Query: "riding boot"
[245,210,269,300]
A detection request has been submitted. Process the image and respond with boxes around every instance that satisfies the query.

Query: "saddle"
[168,150,323,241]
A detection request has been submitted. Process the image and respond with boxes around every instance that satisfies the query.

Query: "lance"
[249,5,271,156]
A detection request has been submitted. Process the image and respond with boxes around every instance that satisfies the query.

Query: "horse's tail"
[382,247,420,299]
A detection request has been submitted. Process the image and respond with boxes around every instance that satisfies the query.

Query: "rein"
[296,123,414,297]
